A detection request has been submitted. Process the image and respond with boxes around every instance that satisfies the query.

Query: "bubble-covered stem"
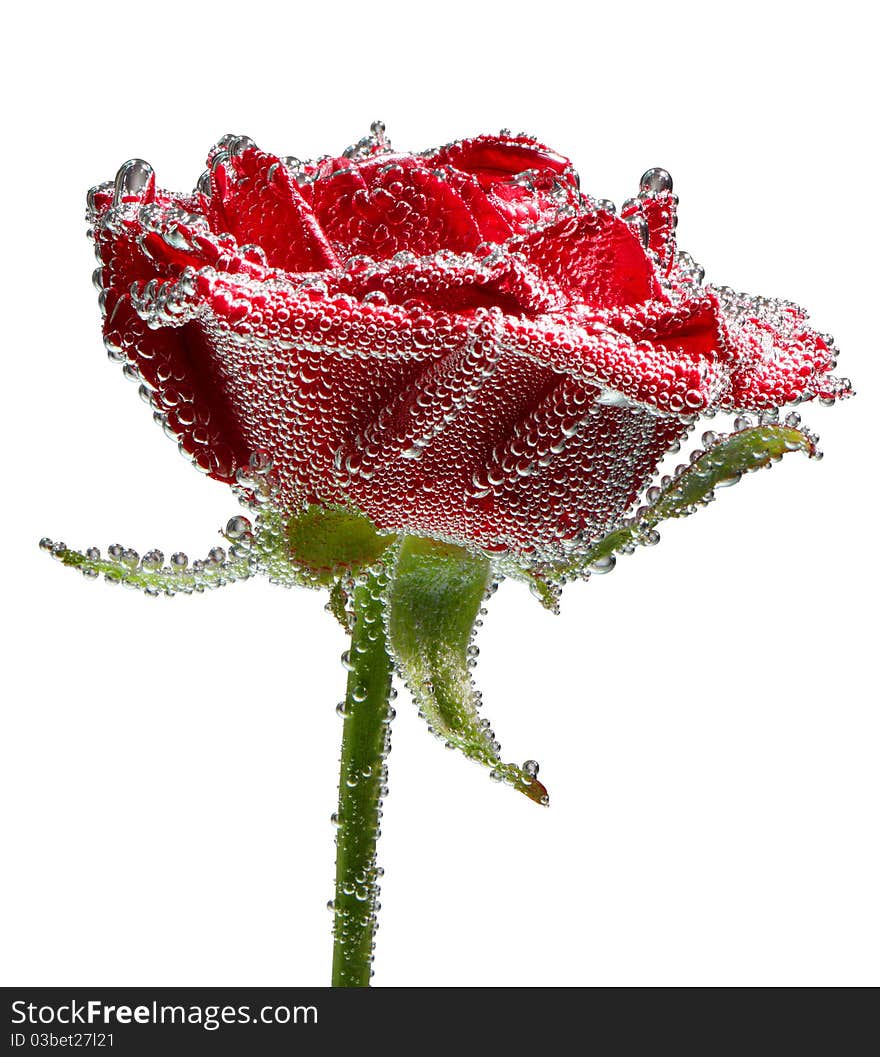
[331,569,394,987]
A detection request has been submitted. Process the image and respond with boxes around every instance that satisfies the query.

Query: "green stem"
[331,569,394,987]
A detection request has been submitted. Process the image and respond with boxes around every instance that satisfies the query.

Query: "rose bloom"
[88,125,847,561]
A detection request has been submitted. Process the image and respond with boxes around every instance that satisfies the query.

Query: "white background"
[3,1,877,987]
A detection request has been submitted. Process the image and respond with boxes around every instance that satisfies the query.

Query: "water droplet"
[591,555,616,574]
[225,515,252,540]
[628,215,649,247]
[113,159,153,205]
[639,167,673,193]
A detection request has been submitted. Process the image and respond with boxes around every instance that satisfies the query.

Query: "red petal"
[140,266,488,508]
[492,309,719,414]
[429,134,581,233]
[465,381,687,551]
[640,190,678,271]
[432,165,513,244]
[333,250,560,316]
[311,156,483,261]
[512,211,661,307]
[723,319,846,409]
[430,134,575,190]
[206,148,339,272]
[97,228,250,481]
[338,356,688,556]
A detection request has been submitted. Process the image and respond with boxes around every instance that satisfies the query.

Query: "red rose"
[88,125,847,558]
[50,125,851,988]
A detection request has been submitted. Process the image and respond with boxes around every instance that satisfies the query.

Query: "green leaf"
[386,535,549,805]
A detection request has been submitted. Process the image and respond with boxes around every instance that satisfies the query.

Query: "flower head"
[87,125,849,563]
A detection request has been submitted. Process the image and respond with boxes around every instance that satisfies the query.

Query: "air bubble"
[639,167,673,193]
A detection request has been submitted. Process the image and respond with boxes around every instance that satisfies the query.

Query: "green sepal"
[42,541,252,596]
[286,505,397,586]
[386,535,548,805]
[561,424,818,581]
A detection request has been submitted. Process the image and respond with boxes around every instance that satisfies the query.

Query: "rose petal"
[723,320,847,409]
[333,250,560,316]
[206,148,340,272]
[311,156,483,260]
[429,133,575,191]
[428,134,580,234]
[512,211,661,307]
[430,165,513,244]
[640,190,678,271]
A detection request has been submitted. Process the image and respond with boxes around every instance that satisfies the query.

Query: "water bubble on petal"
[113,159,153,205]
[229,135,257,155]
[639,167,673,193]
[627,215,649,247]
